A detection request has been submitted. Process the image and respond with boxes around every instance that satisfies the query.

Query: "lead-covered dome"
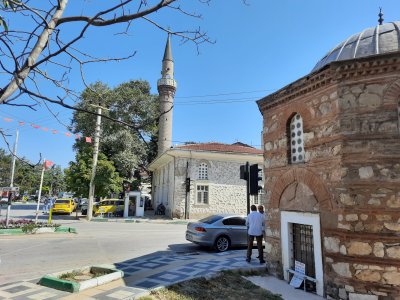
[312,21,400,72]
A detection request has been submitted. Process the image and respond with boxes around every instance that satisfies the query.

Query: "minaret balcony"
[157,78,177,88]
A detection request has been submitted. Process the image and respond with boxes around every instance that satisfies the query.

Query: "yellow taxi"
[52,198,76,214]
[94,199,125,217]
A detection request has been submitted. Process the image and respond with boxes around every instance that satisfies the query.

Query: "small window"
[289,113,305,164]
[196,185,209,204]
[198,162,208,180]
[223,217,246,226]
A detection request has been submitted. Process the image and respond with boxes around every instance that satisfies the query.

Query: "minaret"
[157,34,177,156]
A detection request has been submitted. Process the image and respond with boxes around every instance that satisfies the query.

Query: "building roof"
[312,21,400,72]
[175,142,263,155]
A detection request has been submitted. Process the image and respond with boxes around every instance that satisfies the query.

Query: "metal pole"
[87,107,102,221]
[184,161,189,219]
[5,129,19,227]
[35,161,46,224]
[246,161,250,215]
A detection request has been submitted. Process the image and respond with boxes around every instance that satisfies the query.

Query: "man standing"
[246,204,265,264]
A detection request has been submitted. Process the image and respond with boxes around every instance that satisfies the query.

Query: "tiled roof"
[175,142,263,155]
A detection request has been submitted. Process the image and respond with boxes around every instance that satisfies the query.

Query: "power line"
[175,88,276,99]
[174,96,260,105]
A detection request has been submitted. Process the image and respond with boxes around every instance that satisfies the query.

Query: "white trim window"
[196,185,209,204]
[290,113,305,164]
[198,162,208,180]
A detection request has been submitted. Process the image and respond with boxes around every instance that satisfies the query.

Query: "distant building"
[149,36,264,218]
[148,142,263,219]
[257,19,400,298]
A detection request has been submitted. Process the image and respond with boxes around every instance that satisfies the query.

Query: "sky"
[0,0,399,169]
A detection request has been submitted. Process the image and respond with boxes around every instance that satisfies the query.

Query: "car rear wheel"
[214,235,230,252]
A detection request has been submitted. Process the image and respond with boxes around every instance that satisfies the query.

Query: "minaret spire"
[157,34,177,156]
[163,33,173,62]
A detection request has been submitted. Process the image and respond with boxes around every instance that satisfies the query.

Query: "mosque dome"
[312,21,400,72]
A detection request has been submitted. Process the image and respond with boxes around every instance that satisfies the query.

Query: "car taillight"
[195,227,206,232]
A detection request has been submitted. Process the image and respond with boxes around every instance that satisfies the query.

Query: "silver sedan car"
[185,214,248,252]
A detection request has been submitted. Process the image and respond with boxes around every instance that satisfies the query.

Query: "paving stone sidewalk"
[0,249,266,300]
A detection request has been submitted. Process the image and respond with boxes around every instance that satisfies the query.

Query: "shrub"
[0,219,61,229]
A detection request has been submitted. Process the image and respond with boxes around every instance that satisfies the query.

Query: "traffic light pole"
[246,162,250,215]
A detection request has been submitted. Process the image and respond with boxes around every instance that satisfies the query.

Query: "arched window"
[290,113,305,164]
[198,162,208,180]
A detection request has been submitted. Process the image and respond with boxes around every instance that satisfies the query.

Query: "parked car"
[186,214,248,252]
[52,198,76,214]
[93,199,125,217]
[0,197,9,205]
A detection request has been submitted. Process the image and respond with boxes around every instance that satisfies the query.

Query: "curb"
[39,275,80,293]
[38,266,123,293]
[0,226,76,235]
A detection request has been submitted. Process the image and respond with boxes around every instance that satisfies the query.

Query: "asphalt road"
[0,204,201,284]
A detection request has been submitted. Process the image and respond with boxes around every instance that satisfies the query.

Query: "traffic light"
[185,177,191,193]
[240,164,249,180]
[249,164,262,195]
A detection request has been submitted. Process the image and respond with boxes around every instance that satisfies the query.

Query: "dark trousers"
[247,235,263,261]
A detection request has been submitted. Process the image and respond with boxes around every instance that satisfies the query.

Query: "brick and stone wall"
[258,53,400,299]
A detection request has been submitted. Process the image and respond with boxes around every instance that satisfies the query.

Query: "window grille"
[290,114,305,163]
[291,223,316,292]
[198,163,208,180]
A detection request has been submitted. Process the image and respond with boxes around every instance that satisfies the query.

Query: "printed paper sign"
[289,261,306,288]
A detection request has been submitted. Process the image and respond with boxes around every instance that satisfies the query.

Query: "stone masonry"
[257,52,400,299]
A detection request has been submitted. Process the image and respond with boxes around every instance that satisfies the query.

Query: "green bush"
[21,223,38,234]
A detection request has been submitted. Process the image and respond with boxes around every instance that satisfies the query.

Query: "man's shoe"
[260,260,266,264]
[246,258,251,263]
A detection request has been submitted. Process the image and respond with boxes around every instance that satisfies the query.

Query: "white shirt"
[246,211,265,236]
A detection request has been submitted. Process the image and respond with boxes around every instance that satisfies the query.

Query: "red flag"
[3,118,12,122]
[31,124,40,129]
[44,160,54,170]
[18,121,25,126]
[75,134,81,139]
[42,127,48,131]
[52,129,58,134]
[65,132,71,137]
[85,137,92,143]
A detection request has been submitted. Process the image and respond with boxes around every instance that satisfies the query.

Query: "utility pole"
[87,106,102,221]
[5,129,19,227]
[34,159,46,224]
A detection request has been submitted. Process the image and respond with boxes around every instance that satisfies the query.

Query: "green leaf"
[0,17,8,32]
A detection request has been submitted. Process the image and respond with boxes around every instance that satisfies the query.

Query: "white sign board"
[0,187,19,192]
[289,260,306,288]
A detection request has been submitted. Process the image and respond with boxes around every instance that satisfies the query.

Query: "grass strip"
[138,270,283,300]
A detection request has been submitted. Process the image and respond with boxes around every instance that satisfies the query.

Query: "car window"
[222,217,246,226]
[56,199,70,204]
[199,215,224,224]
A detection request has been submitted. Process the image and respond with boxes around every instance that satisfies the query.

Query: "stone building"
[149,142,263,219]
[149,36,264,219]
[257,20,400,299]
